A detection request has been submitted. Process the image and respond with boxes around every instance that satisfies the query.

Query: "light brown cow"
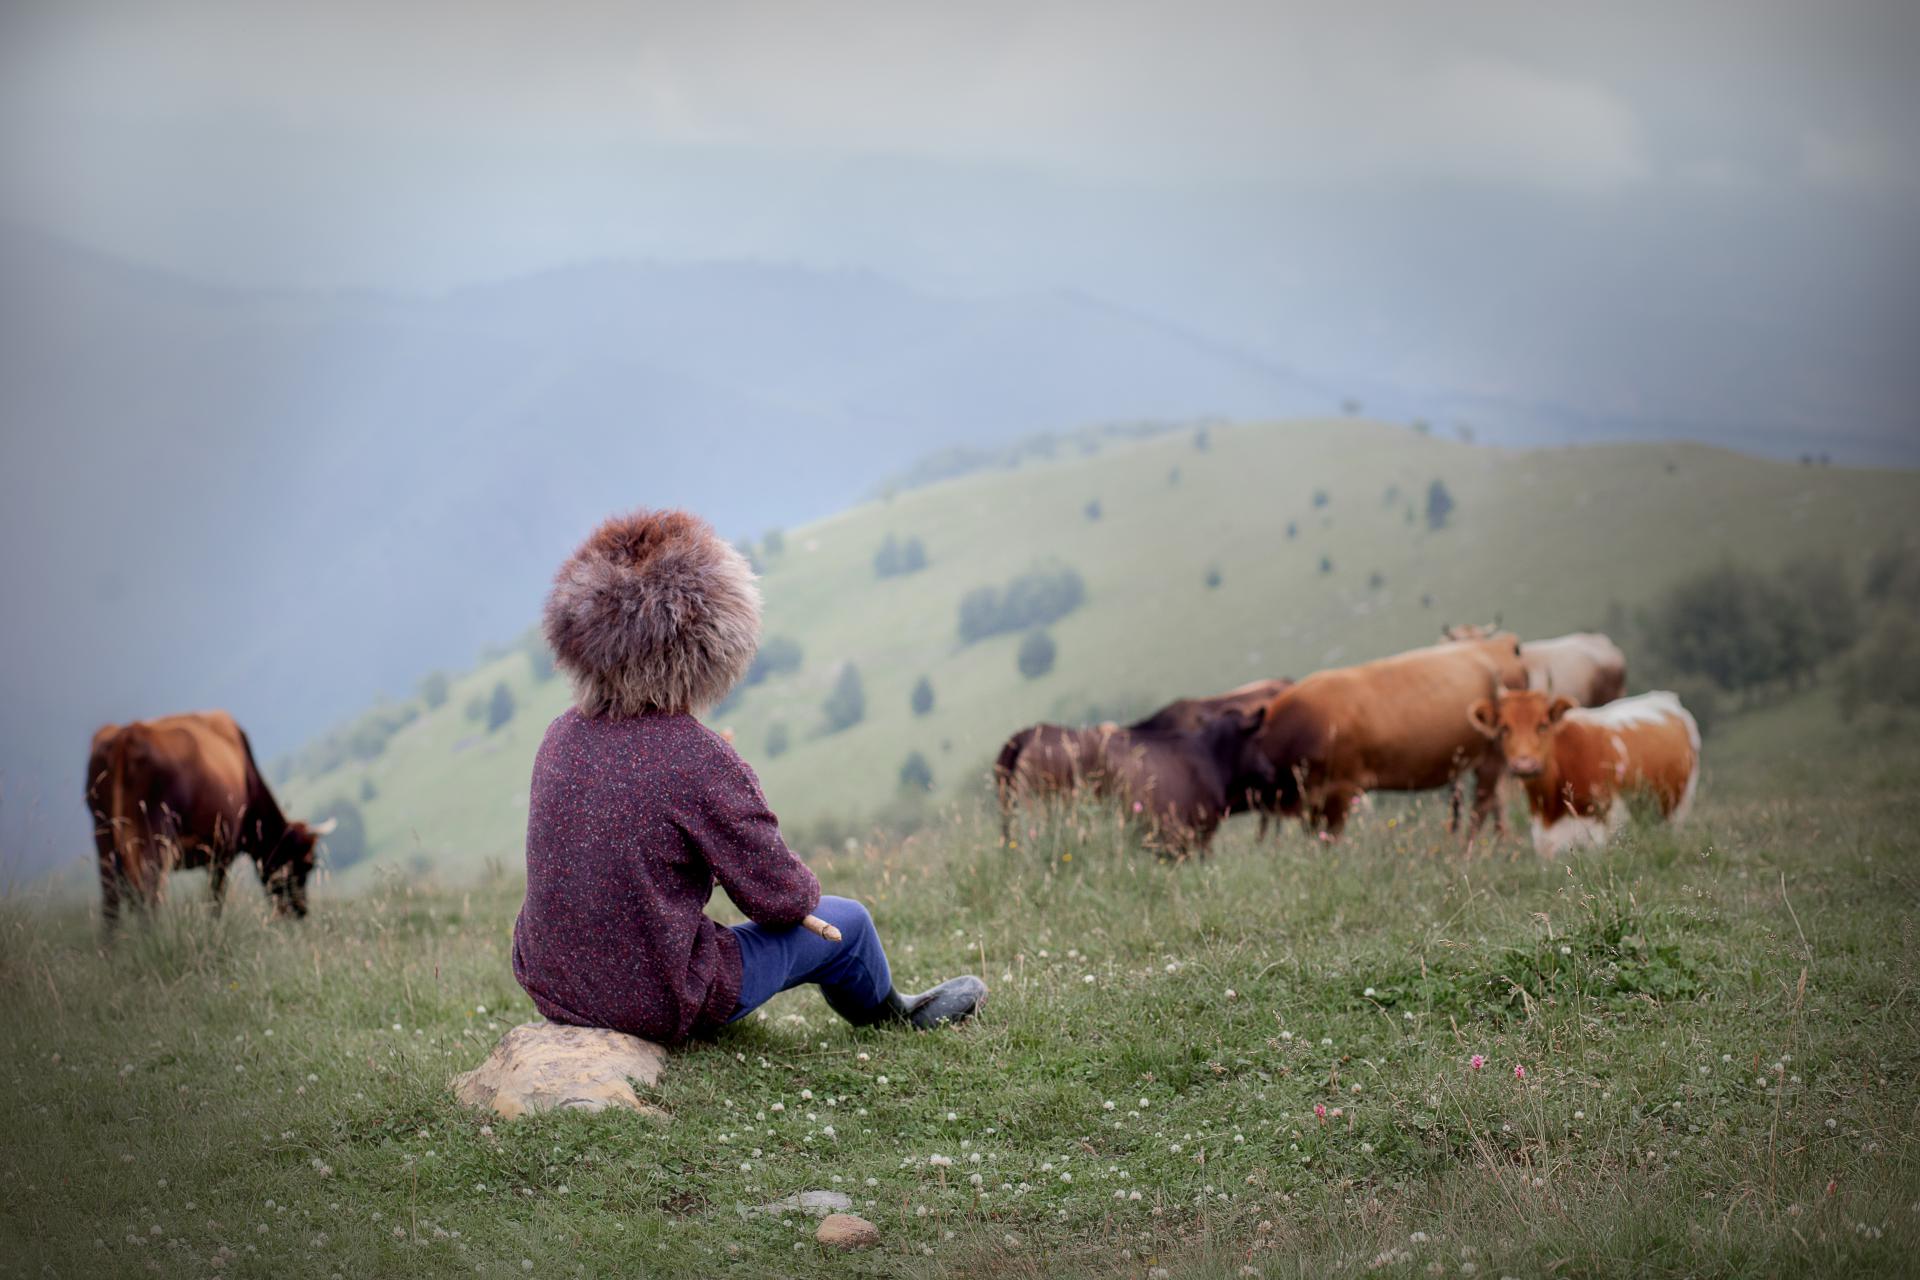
[1251,633,1527,838]
[87,711,334,932]
[1444,624,1626,707]
[1467,689,1699,857]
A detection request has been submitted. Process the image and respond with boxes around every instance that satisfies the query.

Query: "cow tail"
[993,732,1029,843]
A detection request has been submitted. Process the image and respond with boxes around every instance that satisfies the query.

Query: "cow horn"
[310,817,338,837]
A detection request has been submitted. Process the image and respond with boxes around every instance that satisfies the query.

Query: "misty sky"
[3,1,1915,289]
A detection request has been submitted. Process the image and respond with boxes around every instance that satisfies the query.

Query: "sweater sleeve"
[691,742,821,927]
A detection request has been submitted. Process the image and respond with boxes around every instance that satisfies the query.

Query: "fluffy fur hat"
[543,509,761,717]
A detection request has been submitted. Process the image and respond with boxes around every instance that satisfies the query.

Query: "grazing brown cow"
[1251,633,1527,838]
[993,708,1271,856]
[1443,624,1626,708]
[87,711,334,932]
[1468,689,1699,856]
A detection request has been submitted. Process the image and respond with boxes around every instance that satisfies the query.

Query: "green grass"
[5,683,1917,1278]
[269,419,1920,882]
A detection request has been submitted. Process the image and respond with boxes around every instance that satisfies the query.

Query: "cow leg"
[96,856,123,943]
[1464,758,1505,847]
[1317,786,1360,838]
[207,855,230,915]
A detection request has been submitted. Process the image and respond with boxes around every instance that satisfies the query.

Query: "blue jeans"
[728,895,894,1023]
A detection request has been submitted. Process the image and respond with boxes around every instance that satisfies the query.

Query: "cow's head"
[1469,690,1575,779]
[259,817,336,918]
[1202,705,1277,804]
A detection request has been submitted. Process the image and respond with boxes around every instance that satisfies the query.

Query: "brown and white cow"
[87,710,335,933]
[993,707,1271,856]
[1467,689,1699,857]
[1444,624,1626,708]
[1251,633,1527,838]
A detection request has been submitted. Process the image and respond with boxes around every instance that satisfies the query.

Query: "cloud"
[1799,128,1915,189]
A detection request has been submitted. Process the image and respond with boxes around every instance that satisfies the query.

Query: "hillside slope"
[265,419,1918,885]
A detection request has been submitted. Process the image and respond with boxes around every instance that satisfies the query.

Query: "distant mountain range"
[0,225,1329,876]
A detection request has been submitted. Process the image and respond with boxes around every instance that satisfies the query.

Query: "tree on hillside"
[1018,629,1057,679]
[1319,555,1334,575]
[902,536,928,573]
[1193,426,1211,451]
[746,635,804,685]
[359,777,377,802]
[1312,488,1330,509]
[465,693,487,722]
[899,751,934,792]
[910,676,935,717]
[957,565,1087,643]
[1642,560,1835,695]
[735,538,764,574]
[486,681,516,732]
[1204,565,1223,589]
[765,722,790,758]
[822,663,865,733]
[1285,521,1298,540]
[526,641,557,683]
[418,671,450,710]
[874,534,902,578]
[1168,466,1182,487]
[1084,498,1103,521]
[1778,554,1859,655]
[762,528,785,556]
[1426,479,1456,531]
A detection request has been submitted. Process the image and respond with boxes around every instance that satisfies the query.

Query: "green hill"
[280,418,1918,883]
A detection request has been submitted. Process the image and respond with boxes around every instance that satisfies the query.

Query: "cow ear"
[1547,696,1576,724]
[1467,699,1499,738]
[1243,704,1268,732]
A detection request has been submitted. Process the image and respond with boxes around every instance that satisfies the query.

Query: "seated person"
[512,508,985,1044]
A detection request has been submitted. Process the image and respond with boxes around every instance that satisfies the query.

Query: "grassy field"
[270,418,1920,883]
[4,680,1917,1279]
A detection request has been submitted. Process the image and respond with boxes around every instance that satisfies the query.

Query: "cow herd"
[82,624,1696,933]
[994,624,1699,859]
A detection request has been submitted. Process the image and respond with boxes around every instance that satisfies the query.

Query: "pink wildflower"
[1314,1104,1327,1121]
[1132,801,1144,813]
[1513,1064,1526,1080]
[1469,1055,1485,1071]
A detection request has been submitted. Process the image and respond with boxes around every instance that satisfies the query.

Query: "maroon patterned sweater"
[511,708,821,1045]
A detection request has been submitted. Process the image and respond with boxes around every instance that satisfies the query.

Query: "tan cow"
[1444,624,1626,707]
[1467,689,1699,857]
[1251,633,1527,838]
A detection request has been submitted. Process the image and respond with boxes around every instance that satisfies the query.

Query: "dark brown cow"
[1127,677,1293,733]
[87,711,334,933]
[1128,678,1293,833]
[1251,633,1527,839]
[993,707,1271,856]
